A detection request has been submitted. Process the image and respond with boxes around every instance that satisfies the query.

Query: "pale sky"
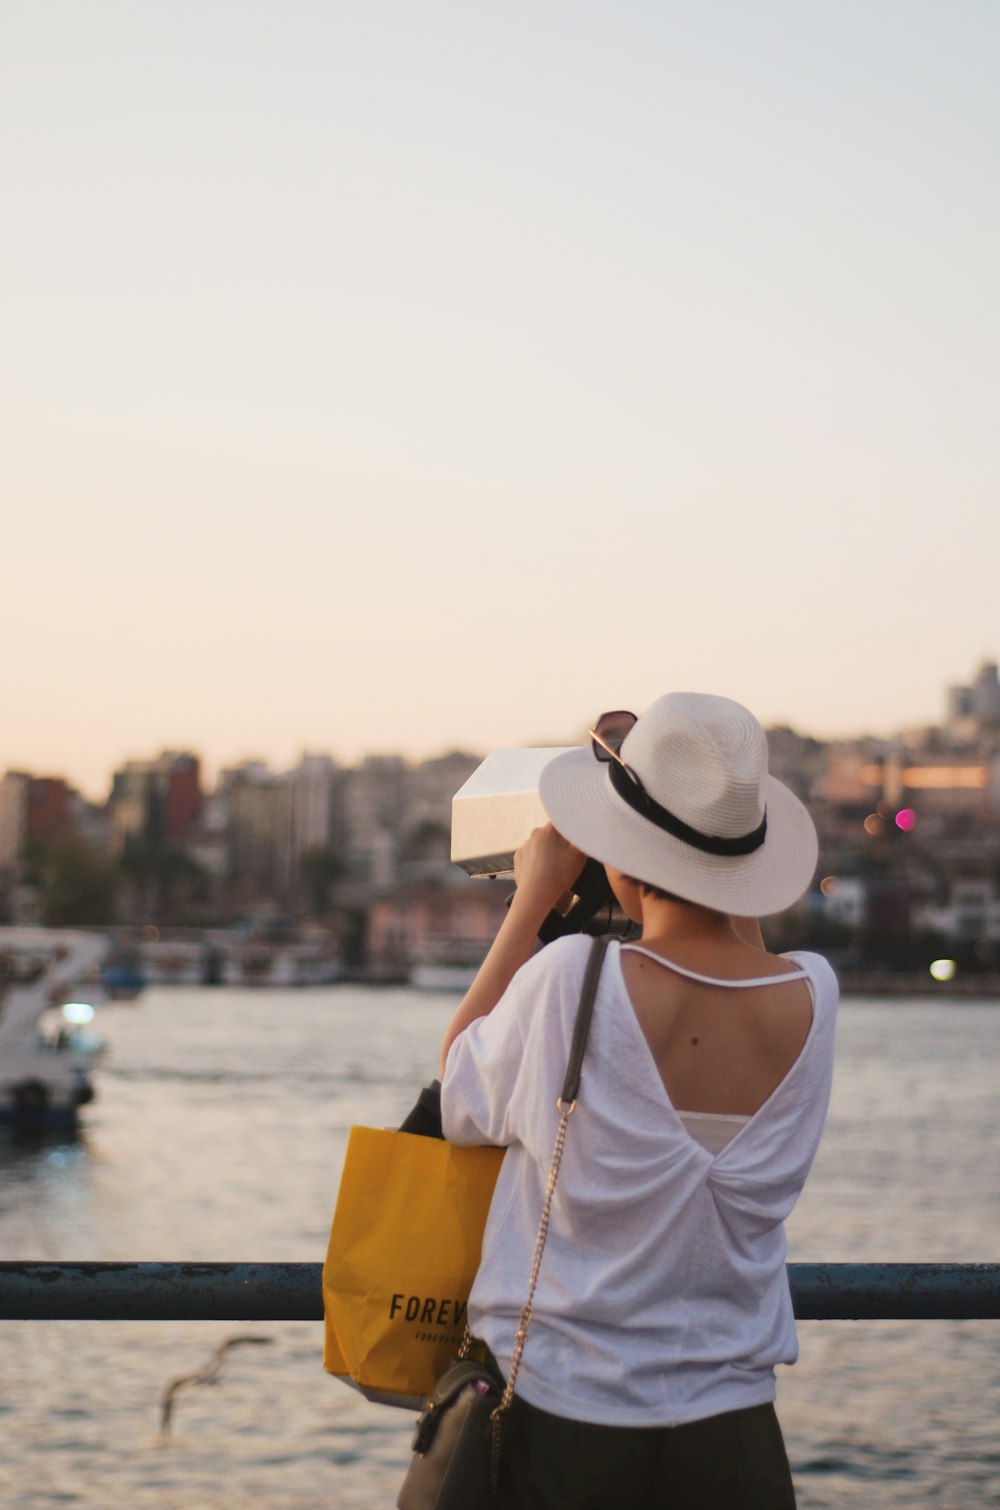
[3,2,998,799]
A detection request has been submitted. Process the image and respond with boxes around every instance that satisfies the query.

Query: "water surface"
[1,986,998,1507]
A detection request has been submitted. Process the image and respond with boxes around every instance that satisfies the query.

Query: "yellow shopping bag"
[323,1127,505,1408]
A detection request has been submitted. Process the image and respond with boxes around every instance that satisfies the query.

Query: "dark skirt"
[494,1393,797,1510]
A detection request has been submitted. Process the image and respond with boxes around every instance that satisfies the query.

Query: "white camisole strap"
[619,941,808,989]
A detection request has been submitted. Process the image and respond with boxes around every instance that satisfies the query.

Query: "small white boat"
[140,939,211,986]
[217,937,342,988]
[0,928,109,1128]
[134,932,342,987]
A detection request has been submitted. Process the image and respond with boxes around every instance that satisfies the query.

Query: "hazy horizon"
[8,672,987,806]
[5,3,998,803]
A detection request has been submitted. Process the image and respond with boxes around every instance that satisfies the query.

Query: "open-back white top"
[442,934,838,1428]
[619,943,810,1153]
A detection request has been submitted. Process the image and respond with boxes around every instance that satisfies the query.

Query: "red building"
[26,778,74,845]
[165,755,203,839]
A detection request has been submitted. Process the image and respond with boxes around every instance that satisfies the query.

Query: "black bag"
[397,1357,504,1510]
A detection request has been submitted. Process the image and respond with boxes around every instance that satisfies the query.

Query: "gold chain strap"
[496,1096,574,1416]
[486,1094,575,1487]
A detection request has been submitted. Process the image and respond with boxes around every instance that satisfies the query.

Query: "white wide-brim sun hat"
[539,692,818,917]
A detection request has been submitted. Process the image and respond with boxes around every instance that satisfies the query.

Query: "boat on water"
[139,938,213,987]
[134,934,343,987]
[407,937,487,993]
[0,928,109,1128]
[100,958,147,1000]
[219,942,342,987]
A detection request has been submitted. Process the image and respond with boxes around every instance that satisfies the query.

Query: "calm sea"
[1,983,999,1509]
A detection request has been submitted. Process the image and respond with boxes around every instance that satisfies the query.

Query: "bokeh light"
[61,1002,96,1024]
[895,808,917,831]
[864,814,884,837]
[819,876,839,896]
[929,959,957,982]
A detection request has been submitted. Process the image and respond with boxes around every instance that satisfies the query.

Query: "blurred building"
[816,875,866,930]
[946,660,1000,739]
[216,761,293,902]
[288,753,342,868]
[764,727,825,804]
[339,756,407,886]
[0,770,77,869]
[26,777,74,844]
[397,751,481,883]
[0,770,104,925]
[164,754,203,838]
[366,875,511,979]
[0,772,30,873]
[915,879,1000,944]
[108,752,203,854]
[819,741,887,807]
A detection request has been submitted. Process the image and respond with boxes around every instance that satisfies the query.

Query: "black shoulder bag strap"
[560,933,609,1108]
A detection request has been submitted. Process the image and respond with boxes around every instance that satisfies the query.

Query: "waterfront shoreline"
[837,971,1000,998]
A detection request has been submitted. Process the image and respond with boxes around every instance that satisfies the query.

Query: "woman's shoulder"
[521,933,610,1002]
[780,949,840,1001]
[534,932,601,971]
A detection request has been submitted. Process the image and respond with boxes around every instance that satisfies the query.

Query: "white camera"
[450,749,575,878]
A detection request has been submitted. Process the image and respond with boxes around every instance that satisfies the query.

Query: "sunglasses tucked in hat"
[538,692,818,917]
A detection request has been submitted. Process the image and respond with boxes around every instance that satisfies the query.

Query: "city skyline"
[6,653,997,804]
[5,5,999,801]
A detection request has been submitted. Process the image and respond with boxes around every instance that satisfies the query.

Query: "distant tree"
[119,838,211,923]
[300,846,344,916]
[26,838,119,926]
[398,820,450,866]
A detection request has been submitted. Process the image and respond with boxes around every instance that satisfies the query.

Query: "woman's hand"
[512,824,587,916]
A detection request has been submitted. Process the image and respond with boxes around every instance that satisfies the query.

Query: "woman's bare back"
[619,944,813,1117]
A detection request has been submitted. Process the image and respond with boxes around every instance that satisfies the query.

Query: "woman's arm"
[439,825,586,1074]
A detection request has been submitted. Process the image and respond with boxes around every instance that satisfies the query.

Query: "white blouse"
[442,934,838,1427]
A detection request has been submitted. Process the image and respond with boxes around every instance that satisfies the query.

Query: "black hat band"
[608,758,767,858]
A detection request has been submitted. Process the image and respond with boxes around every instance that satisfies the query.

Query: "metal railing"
[1,1262,999,1321]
